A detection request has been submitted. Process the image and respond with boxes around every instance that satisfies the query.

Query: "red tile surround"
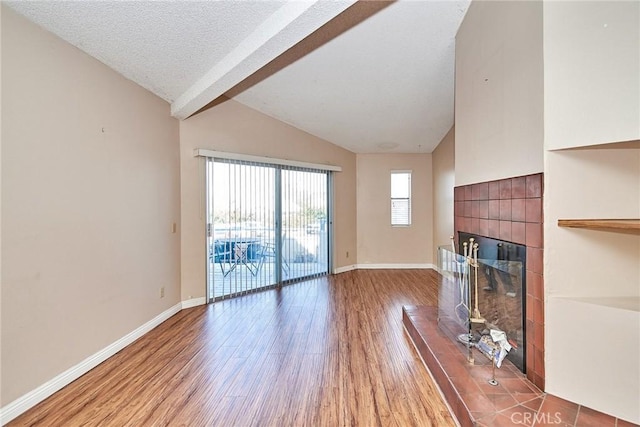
[454,173,545,390]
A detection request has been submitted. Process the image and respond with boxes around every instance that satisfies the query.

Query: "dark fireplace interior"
[458,231,527,373]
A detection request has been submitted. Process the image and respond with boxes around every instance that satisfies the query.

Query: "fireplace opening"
[457,232,527,372]
[437,233,528,373]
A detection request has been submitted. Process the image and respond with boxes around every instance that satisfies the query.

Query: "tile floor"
[402,305,637,427]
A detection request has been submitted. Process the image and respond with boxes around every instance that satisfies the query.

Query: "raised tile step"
[402,305,637,427]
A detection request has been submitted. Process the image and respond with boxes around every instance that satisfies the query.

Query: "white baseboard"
[333,264,436,274]
[333,264,357,274]
[181,296,206,309]
[0,302,182,425]
[356,263,436,270]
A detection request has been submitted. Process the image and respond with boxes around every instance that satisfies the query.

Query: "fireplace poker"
[470,242,486,324]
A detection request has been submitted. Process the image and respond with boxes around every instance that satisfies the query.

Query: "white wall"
[542,2,640,422]
[455,0,543,185]
[1,7,181,406]
[356,153,433,266]
[544,1,640,150]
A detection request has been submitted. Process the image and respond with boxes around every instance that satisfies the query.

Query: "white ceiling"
[6,0,470,154]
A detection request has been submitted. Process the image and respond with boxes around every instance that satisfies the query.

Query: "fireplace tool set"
[450,236,486,332]
[466,239,486,324]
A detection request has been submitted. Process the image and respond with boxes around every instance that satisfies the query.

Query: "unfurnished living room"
[1,1,639,426]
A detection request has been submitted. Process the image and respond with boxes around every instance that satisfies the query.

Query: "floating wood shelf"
[558,219,640,234]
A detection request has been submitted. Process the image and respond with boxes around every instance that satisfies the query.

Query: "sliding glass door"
[206,158,330,301]
[281,168,329,282]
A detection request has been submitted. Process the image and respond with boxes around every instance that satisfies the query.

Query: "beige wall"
[432,126,455,260]
[455,0,543,186]
[1,7,181,406]
[356,153,433,265]
[544,1,640,150]
[179,99,357,300]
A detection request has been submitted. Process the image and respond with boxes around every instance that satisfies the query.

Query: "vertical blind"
[206,156,331,301]
[280,166,329,283]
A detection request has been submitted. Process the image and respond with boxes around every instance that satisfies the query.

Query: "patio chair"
[211,240,236,277]
[256,237,289,277]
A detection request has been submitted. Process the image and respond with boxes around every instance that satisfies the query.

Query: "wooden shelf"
[558,219,640,234]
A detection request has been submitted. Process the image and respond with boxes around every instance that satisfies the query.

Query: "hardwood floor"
[9,270,456,427]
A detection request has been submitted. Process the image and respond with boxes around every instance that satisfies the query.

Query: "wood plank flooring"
[9,269,456,427]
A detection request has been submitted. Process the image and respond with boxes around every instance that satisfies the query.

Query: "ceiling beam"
[171,0,357,120]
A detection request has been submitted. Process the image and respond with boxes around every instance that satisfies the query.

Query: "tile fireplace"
[454,173,544,390]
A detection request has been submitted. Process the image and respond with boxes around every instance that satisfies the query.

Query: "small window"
[391,171,411,226]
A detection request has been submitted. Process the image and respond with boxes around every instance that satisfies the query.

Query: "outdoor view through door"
[206,158,330,301]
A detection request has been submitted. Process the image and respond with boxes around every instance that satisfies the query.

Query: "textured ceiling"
[5,1,286,101]
[6,0,470,154]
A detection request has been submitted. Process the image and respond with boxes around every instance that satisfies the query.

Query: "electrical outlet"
[160,287,165,298]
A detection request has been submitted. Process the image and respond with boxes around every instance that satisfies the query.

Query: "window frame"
[390,170,412,227]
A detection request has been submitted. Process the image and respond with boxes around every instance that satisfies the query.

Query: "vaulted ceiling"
[6,0,470,153]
